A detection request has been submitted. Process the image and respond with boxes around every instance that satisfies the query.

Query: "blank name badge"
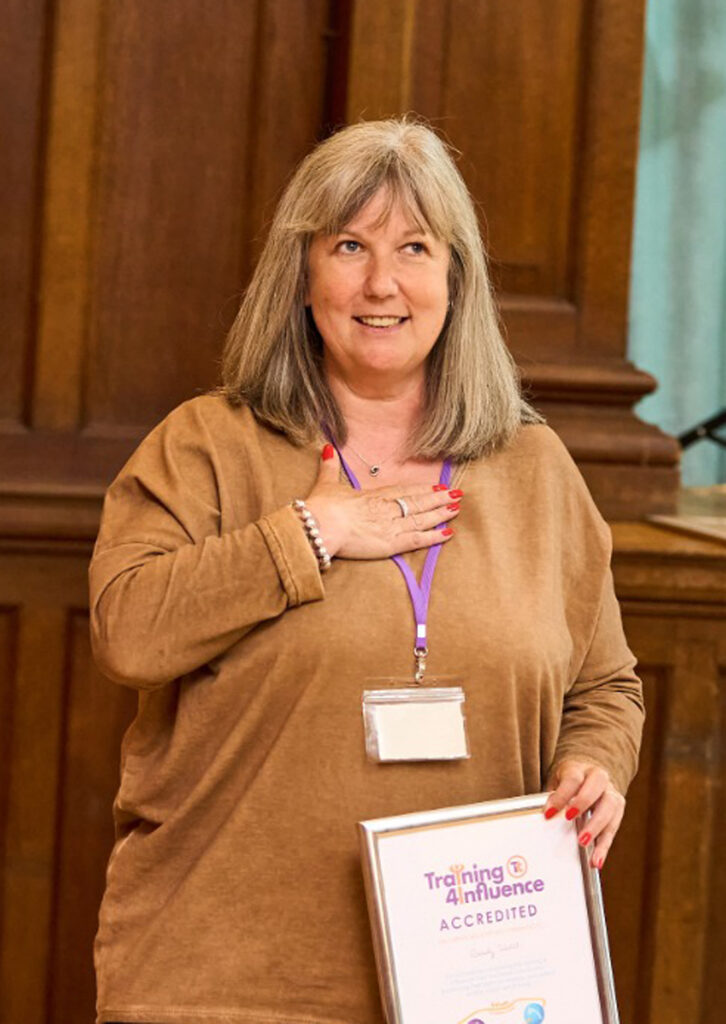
[362,687,470,762]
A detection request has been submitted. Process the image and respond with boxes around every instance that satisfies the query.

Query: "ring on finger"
[394,497,409,518]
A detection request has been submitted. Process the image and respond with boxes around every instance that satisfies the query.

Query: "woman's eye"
[405,241,427,255]
[337,239,361,254]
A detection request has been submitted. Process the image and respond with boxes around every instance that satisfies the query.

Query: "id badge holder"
[362,679,470,763]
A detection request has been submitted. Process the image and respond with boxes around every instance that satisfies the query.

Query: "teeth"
[357,316,405,327]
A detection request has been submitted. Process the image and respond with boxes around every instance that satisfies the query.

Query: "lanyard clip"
[414,645,428,684]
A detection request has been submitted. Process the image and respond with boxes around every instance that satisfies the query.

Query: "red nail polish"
[441,528,454,537]
[449,489,464,499]
[322,443,335,461]
[447,503,460,511]
[579,832,592,847]
[544,806,557,820]
[433,484,447,491]
[596,857,604,870]
[565,807,579,821]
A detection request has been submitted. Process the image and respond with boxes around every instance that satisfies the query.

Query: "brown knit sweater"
[90,394,643,1024]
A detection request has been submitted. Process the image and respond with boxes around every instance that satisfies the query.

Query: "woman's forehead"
[312,181,441,242]
[339,187,430,234]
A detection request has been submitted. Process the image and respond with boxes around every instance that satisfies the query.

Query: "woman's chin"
[349,363,424,390]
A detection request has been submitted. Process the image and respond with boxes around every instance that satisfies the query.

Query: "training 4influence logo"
[423,853,546,932]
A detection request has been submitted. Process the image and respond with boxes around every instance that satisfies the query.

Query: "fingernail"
[322,443,335,461]
[565,807,579,821]
[441,528,454,537]
[433,484,447,491]
[579,832,592,847]
[596,857,604,870]
[449,489,464,499]
[446,503,460,511]
[544,806,557,820]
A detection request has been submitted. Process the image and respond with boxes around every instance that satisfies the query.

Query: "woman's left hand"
[543,759,625,870]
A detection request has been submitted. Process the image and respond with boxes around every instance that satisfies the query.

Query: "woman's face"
[306,188,450,393]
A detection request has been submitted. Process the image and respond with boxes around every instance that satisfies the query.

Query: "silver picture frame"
[359,793,619,1024]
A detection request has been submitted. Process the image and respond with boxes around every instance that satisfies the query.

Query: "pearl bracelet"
[292,499,332,572]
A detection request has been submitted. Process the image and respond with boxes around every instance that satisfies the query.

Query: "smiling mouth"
[353,315,409,327]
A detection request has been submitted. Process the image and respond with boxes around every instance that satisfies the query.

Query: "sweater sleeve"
[550,566,644,796]
[89,406,324,690]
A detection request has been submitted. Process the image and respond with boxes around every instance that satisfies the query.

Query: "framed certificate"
[359,793,619,1024]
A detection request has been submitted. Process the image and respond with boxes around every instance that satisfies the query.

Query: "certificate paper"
[359,794,619,1024]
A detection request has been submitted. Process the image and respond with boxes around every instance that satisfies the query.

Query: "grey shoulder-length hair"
[220,117,542,459]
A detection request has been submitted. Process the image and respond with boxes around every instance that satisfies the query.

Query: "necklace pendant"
[370,465,380,476]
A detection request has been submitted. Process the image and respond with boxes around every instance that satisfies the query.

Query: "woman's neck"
[326,368,425,442]
[326,368,442,487]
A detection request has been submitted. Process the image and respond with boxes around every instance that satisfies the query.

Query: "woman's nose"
[363,254,398,297]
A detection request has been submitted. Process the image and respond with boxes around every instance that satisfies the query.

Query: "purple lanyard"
[333,445,453,682]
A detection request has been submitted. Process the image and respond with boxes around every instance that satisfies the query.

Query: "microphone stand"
[678,408,726,450]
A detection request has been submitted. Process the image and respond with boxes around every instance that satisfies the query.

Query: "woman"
[91,118,643,1024]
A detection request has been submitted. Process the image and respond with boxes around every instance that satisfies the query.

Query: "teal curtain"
[628,0,726,486]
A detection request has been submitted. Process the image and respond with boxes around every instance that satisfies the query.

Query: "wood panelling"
[0,0,678,531]
[0,0,330,491]
[602,663,667,1023]
[606,625,724,1024]
[702,665,726,1024]
[575,0,647,359]
[0,550,135,1024]
[1,603,69,1022]
[32,0,105,431]
[438,0,584,300]
[246,0,333,270]
[609,523,726,1024]
[49,611,134,1023]
[85,0,328,431]
[0,0,47,425]
[0,608,19,958]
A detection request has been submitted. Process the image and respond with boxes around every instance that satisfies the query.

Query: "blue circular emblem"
[524,1004,545,1023]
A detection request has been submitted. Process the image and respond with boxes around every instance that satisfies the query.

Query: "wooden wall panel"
[702,664,726,1024]
[0,608,19,955]
[441,0,584,300]
[639,623,723,1023]
[245,0,336,271]
[80,0,331,433]
[0,550,135,1024]
[49,611,134,1024]
[0,0,331,517]
[602,606,724,1024]
[0,603,68,1022]
[0,0,47,425]
[86,0,260,430]
[602,663,666,1023]
[608,525,726,1024]
[32,0,105,432]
